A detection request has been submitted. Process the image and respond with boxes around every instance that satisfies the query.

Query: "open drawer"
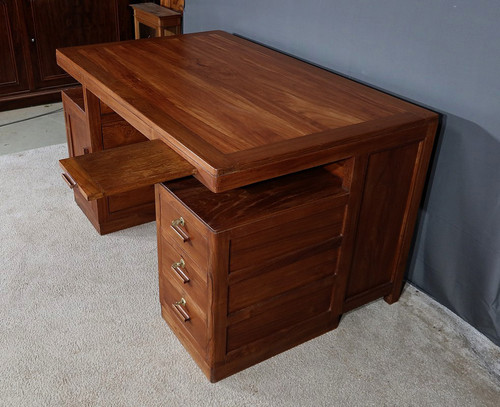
[60,139,195,201]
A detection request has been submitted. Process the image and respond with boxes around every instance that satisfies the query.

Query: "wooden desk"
[56,31,438,381]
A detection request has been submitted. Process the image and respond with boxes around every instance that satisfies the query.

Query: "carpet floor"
[1,144,499,406]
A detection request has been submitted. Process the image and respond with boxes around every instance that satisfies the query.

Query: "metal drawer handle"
[170,217,190,242]
[61,173,77,189]
[171,258,190,284]
[173,298,190,322]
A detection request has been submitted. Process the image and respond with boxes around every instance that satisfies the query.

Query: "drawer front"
[159,273,208,357]
[159,187,209,269]
[230,205,346,272]
[101,119,148,150]
[160,234,208,311]
[226,278,334,352]
[229,239,340,313]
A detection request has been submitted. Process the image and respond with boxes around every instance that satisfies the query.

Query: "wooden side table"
[131,3,182,38]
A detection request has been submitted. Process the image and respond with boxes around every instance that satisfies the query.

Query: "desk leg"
[82,87,103,152]
[133,12,140,39]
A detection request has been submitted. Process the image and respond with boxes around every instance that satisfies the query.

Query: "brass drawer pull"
[61,173,77,189]
[171,217,190,242]
[173,298,190,322]
[171,258,190,284]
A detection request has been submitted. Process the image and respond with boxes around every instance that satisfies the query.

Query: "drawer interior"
[60,139,195,200]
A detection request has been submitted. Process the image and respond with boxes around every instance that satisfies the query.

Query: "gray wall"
[183,0,500,345]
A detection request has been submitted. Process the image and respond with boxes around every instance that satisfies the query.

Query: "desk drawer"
[159,270,208,357]
[159,234,208,311]
[229,204,346,272]
[226,277,334,352]
[60,140,194,201]
[159,186,209,270]
[228,238,341,313]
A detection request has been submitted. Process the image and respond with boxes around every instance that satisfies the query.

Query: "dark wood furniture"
[0,0,137,111]
[56,31,439,382]
[131,2,182,38]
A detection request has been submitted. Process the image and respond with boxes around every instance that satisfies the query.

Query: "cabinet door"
[24,0,122,89]
[0,0,29,95]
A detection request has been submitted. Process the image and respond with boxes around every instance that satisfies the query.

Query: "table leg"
[133,13,140,39]
[82,87,103,151]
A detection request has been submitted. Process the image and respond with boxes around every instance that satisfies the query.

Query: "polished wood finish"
[163,166,348,232]
[345,143,420,302]
[102,118,149,149]
[62,86,160,235]
[0,0,29,96]
[0,0,136,110]
[56,31,437,193]
[26,0,123,89]
[131,3,182,38]
[60,139,195,201]
[159,190,209,269]
[160,234,208,307]
[62,88,88,157]
[56,31,439,381]
[156,164,350,381]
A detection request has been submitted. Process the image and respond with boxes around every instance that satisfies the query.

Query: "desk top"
[56,31,437,192]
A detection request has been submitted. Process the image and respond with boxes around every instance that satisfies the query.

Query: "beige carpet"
[1,144,499,406]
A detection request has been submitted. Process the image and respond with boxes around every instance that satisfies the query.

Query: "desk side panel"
[343,119,439,310]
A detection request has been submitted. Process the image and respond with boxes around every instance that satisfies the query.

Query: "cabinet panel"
[0,0,139,109]
[226,278,334,352]
[25,0,122,89]
[62,88,88,157]
[101,118,148,149]
[0,0,29,94]
[228,239,341,313]
[229,206,345,272]
[346,142,420,300]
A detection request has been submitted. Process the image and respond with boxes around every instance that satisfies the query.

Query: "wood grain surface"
[56,31,437,191]
[59,139,195,200]
[163,166,348,231]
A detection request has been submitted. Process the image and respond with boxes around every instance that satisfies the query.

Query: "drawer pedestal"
[156,166,352,381]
